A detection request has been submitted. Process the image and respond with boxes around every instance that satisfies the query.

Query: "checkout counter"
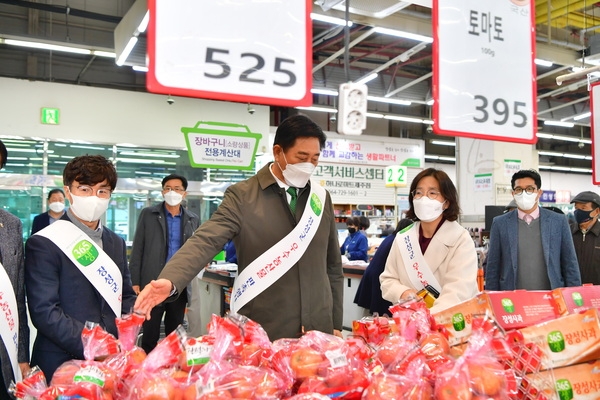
[195,260,369,334]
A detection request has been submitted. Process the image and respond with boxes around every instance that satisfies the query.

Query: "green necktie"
[287,187,297,213]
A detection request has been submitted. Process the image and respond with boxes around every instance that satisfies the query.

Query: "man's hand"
[132,285,140,295]
[400,288,418,301]
[333,329,343,338]
[133,279,172,319]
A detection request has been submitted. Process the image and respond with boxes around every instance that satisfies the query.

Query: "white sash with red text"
[36,220,123,317]
[0,261,21,381]
[395,223,442,293]
[230,184,326,313]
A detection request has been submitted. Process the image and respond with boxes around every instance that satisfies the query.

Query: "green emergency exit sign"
[41,108,60,125]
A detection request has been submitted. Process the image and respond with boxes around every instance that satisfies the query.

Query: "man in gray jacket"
[129,174,199,353]
[134,115,344,341]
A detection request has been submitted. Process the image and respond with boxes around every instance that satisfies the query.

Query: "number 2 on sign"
[473,95,527,128]
[205,48,296,87]
[386,165,407,187]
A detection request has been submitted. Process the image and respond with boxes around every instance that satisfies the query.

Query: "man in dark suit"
[485,169,581,291]
[129,174,199,353]
[0,140,30,400]
[25,155,136,382]
[31,188,66,235]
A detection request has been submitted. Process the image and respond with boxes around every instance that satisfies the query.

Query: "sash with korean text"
[395,223,442,294]
[36,220,123,317]
[0,261,21,381]
[231,184,326,313]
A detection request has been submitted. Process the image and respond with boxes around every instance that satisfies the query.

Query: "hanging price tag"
[147,0,312,107]
[433,0,537,144]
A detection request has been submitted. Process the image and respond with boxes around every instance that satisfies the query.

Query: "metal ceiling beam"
[312,27,376,73]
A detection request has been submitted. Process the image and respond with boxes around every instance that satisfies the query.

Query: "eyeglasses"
[73,185,112,199]
[163,187,185,193]
[513,186,537,195]
[411,189,440,200]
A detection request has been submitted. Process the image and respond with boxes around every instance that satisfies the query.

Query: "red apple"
[51,362,80,386]
[290,347,325,379]
[375,335,413,366]
[436,371,473,400]
[137,376,181,400]
[467,361,505,396]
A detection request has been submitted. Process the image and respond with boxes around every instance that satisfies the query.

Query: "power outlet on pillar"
[337,82,368,135]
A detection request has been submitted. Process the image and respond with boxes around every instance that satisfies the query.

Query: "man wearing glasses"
[24,155,137,382]
[129,174,199,353]
[485,169,581,291]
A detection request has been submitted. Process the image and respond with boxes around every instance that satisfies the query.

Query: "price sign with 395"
[147,0,312,107]
[433,0,536,144]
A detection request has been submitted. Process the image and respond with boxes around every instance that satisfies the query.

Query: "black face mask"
[348,227,356,234]
[574,209,595,225]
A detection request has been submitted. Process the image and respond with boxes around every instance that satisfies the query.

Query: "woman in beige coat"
[380,168,478,314]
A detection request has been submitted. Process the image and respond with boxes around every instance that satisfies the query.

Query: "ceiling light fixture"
[573,112,592,121]
[430,140,456,146]
[367,96,411,106]
[310,13,352,27]
[374,27,433,43]
[534,58,553,67]
[311,88,339,96]
[1,37,115,58]
[544,120,575,128]
[356,73,378,85]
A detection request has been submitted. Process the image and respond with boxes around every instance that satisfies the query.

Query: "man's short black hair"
[47,188,65,200]
[162,174,188,190]
[63,155,118,190]
[511,169,542,190]
[273,114,327,151]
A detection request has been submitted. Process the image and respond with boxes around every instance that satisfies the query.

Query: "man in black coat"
[129,174,199,353]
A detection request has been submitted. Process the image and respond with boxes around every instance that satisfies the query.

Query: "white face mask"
[413,197,445,222]
[164,191,183,206]
[69,194,110,222]
[277,153,316,188]
[514,192,538,211]
[48,201,65,213]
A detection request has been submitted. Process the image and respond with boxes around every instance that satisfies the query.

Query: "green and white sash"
[0,261,21,381]
[36,220,123,317]
[231,184,326,313]
[395,223,442,294]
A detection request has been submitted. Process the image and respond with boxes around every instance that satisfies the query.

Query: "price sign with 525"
[204,48,297,88]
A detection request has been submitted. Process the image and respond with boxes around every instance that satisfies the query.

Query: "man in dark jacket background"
[129,173,199,353]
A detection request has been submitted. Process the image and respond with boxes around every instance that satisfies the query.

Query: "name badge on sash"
[395,223,442,295]
[231,184,326,313]
[36,220,123,318]
[0,261,21,381]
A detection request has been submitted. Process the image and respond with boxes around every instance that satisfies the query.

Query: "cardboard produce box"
[525,359,600,400]
[433,290,563,346]
[517,308,600,371]
[552,285,600,315]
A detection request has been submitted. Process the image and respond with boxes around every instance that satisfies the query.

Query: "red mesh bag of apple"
[284,393,331,399]
[82,320,121,361]
[434,316,513,400]
[49,359,118,400]
[293,330,370,399]
[8,365,48,399]
[362,355,434,399]
[184,364,290,399]
[351,314,399,346]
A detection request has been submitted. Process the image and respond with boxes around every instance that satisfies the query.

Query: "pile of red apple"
[11,300,549,399]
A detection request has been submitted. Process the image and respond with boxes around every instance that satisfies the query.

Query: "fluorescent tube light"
[573,112,591,121]
[544,120,574,128]
[367,96,411,106]
[132,65,149,72]
[383,115,423,123]
[296,106,338,113]
[430,140,456,147]
[311,88,338,96]
[374,27,433,43]
[356,73,378,85]
[116,36,138,66]
[4,38,91,55]
[310,13,352,27]
[534,58,553,67]
[138,11,150,33]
